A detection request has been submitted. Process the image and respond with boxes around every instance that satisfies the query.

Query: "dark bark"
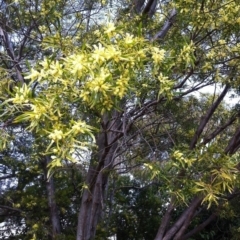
[225,126,240,154]
[202,115,237,145]
[132,0,145,13]
[0,205,23,213]
[190,85,229,149]
[142,0,158,17]
[0,26,24,83]
[84,0,95,32]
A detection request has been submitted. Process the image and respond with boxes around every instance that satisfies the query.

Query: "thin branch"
[152,8,177,41]
[0,26,24,83]
[225,126,240,154]
[174,68,194,89]
[17,23,35,61]
[203,115,237,145]
[190,85,229,149]
[0,205,22,213]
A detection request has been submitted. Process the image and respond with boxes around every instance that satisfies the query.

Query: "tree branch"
[0,205,22,213]
[0,26,24,83]
[225,126,240,154]
[202,115,237,145]
[155,199,175,239]
[182,213,217,240]
[152,8,177,40]
[190,85,229,149]
[142,0,158,17]
[155,197,202,240]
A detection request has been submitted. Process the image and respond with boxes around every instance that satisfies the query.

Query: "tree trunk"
[44,157,61,239]
[77,111,122,240]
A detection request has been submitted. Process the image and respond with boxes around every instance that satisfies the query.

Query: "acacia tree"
[1,0,240,240]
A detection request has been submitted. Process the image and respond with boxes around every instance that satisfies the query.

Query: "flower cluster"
[7,21,171,166]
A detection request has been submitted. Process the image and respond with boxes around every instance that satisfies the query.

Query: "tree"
[1,0,240,239]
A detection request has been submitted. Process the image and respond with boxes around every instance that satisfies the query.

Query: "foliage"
[1,0,240,239]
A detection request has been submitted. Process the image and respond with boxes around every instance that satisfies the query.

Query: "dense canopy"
[1,0,240,239]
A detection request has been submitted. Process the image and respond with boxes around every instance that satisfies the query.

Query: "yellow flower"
[106,45,121,62]
[49,61,63,81]
[218,39,226,45]
[152,47,165,63]
[88,68,111,93]
[92,79,110,93]
[72,121,87,133]
[11,84,31,104]
[94,29,101,37]
[25,69,40,81]
[30,104,47,120]
[158,73,169,83]
[80,90,90,102]
[104,22,116,36]
[49,129,64,141]
[92,43,106,63]
[39,58,50,69]
[114,76,129,98]
[68,54,85,77]
[125,33,134,44]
